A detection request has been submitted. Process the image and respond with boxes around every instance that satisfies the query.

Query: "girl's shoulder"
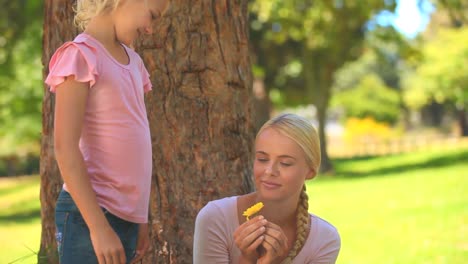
[49,33,98,69]
[52,33,98,57]
[46,33,100,90]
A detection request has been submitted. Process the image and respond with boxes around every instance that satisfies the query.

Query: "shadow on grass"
[331,149,468,179]
[0,208,41,223]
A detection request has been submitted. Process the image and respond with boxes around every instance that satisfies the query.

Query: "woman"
[194,113,341,263]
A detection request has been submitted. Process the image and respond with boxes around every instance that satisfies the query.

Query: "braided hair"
[256,113,320,262]
[281,185,310,263]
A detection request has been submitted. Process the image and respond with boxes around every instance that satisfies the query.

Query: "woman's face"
[253,128,314,203]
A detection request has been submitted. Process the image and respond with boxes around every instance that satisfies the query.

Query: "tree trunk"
[303,49,334,174]
[39,1,78,263]
[457,106,468,136]
[252,77,271,134]
[137,1,254,262]
[40,0,254,263]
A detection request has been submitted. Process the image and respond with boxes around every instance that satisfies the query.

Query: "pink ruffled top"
[45,33,153,223]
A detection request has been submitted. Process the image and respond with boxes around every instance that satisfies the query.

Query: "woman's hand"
[257,222,289,264]
[131,223,150,263]
[234,215,268,263]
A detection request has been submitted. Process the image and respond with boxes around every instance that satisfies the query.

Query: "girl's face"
[113,0,169,45]
[254,128,314,203]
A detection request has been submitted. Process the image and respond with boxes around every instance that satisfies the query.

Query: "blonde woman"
[194,113,341,263]
[45,0,168,263]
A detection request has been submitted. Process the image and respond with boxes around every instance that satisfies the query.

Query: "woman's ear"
[305,168,316,180]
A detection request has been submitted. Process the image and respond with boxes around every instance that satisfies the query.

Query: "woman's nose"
[265,163,278,176]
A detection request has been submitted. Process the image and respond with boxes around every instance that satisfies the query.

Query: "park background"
[0,0,467,263]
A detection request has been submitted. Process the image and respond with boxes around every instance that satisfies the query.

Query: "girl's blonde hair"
[256,113,321,262]
[74,0,122,30]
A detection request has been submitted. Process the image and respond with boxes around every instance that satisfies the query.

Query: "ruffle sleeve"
[45,41,98,92]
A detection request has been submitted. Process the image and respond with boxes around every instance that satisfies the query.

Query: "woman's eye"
[256,158,268,163]
[280,162,292,167]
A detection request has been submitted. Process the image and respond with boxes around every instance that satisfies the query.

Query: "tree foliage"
[334,74,400,123]
[403,27,468,111]
[249,0,397,172]
[0,0,43,157]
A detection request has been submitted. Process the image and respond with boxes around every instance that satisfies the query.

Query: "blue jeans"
[55,189,139,264]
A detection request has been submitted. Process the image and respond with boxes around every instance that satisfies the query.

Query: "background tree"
[249,0,397,172]
[331,26,420,128]
[333,73,400,124]
[39,1,78,262]
[403,27,468,136]
[0,0,43,175]
[431,0,468,26]
[402,0,468,135]
[39,0,254,263]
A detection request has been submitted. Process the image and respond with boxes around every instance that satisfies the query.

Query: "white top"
[194,196,341,263]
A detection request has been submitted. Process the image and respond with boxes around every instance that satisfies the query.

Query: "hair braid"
[281,185,310,263]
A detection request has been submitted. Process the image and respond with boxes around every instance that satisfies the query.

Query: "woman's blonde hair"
[74,0,123,30]
[256,113,321,262]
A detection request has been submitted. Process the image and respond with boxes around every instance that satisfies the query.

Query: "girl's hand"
[90,224,126,264]
[233,215,268,263]
[130,223,150,263]
[257,222,289,264]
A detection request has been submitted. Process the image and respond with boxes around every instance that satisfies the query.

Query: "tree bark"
[39,1,78,263]
[136,1,254,262]
[40,0,254,263]
[252,78,271,134]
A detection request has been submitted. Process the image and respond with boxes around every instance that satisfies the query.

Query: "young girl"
[45,0,168,263]
[193,113,341,263]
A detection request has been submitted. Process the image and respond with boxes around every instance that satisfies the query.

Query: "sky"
[390,0,434,38]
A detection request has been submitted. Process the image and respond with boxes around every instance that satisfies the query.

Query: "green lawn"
[308,148,468,264]
[0,175,41,264]
[0,148,466,263]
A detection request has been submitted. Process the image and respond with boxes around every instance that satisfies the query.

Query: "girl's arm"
[54,76,126,264]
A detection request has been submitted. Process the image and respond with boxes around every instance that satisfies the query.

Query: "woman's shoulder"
[310,214,339,234]
[197,196,238,217]
[306,214,341,252]
[195,196,239,231]
[293,214,340,262]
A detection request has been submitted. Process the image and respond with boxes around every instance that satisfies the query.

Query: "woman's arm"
[193,202,231,264]
[54,76,126,264]
[312,232,341,264]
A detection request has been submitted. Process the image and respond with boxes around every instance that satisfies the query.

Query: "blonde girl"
[45,0,168,263]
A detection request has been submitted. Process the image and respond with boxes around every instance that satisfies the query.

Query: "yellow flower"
[243,202,264,220]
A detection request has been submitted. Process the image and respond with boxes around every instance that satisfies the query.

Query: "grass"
[0,147,466,263]
[308,147,468,264]
[0,175,41,264]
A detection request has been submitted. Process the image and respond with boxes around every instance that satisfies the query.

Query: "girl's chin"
[121,39,133,46]
[117,36,135,46]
